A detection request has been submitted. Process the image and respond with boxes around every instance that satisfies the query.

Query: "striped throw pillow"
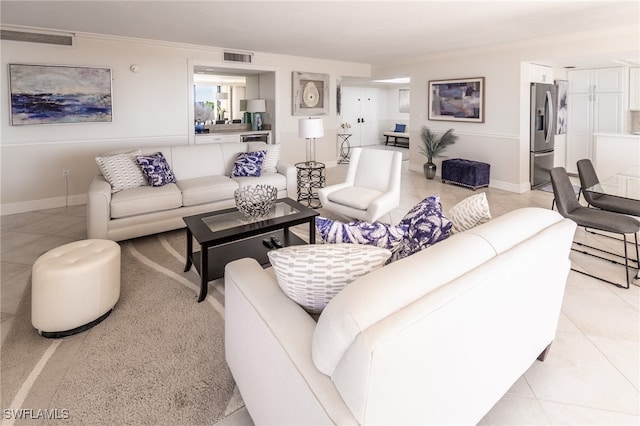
[95,150,147,193]
[268,244,391,314]
[447,192,492,233]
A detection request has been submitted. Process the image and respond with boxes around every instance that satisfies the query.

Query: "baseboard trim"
[1,194,87,216]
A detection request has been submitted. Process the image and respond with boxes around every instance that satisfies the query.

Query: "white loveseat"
[224,207,576,425]
[87,142,295,241]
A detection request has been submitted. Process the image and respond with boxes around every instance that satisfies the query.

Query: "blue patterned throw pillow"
[316,217,408,252]
[230,150,266,178]
[135,152,176,187]
[391,194,452,262]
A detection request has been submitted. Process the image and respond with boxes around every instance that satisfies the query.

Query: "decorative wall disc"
[302,81,320,108]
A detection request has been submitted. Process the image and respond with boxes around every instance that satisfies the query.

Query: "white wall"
[0,33,369,214]
[373,27,639,192]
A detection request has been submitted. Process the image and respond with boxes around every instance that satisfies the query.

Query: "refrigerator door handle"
[545,90,554,145]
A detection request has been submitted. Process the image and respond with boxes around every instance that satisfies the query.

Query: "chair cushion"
[327,186,382,211]
[176,175,239,207]
[135,152,176,187]
[267,244,391,314]
[110,184,182,218]
[316,216,408,251]
[446,192,492,233]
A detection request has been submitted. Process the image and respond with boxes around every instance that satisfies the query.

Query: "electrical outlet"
[62,169,70,179]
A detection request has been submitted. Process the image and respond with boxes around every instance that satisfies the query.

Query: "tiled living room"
[2,156,638,425]
[1,1,639,424]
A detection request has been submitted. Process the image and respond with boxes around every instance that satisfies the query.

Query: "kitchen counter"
[593,133,639,179]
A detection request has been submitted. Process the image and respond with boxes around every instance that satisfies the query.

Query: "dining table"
[585,165,640,281]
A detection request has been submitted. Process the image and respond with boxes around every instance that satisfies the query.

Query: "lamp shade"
[298,117,324,139]
[246,99,266,113]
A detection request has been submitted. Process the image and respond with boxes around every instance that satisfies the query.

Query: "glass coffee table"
[183,198,318,302]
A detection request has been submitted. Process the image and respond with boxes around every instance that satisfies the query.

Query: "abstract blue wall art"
[428,77,485,123]
[9,64,113,125]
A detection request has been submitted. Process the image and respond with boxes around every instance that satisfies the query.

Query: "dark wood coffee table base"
[188,229,306,301]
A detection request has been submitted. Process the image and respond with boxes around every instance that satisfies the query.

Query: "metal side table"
[295,161,326,208]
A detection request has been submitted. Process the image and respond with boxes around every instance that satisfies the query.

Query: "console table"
[337,133,352,164]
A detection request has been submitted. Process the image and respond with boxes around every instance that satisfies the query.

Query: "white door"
[341,87,362,147]
[359,87,378,146]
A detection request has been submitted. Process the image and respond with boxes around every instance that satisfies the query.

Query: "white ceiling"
[1,1,639,67]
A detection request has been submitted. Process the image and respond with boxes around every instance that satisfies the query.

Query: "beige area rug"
[1,230,243,425]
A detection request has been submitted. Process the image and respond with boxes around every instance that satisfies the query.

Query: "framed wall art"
[292,71,329,116]
[399,88,410,113]
[555,79,568,134]
[9,64,113,125]
[428,77,484,123]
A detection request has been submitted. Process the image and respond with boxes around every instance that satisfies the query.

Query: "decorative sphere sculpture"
[234,185,278,217]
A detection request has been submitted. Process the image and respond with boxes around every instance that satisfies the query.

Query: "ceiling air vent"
[1,29,74,46]
[223,51,253,64]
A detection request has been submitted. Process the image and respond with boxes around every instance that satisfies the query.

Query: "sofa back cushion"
[311,207,569,377]
[169,145,224,180]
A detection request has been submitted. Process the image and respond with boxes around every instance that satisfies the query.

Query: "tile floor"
[2,157,639,425]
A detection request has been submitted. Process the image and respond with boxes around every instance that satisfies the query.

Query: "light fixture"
[247,99,266,131]
[298,117,324,164]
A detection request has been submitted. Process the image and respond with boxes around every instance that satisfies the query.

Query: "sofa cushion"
[110,183,182,218]
[247,142,281,173]
[176,175,239,207]
[447,192,492,233]
[316,217,408,251]
[170,145,226,181]
[391,194,452,261]
[96,150,147,193]
[327,186,382,210]
[230,151,267,177]
[135,152,176,187]
[231,172,287,192]
[268,244,391,314]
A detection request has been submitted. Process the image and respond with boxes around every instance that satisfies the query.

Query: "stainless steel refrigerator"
[530,82,556,189]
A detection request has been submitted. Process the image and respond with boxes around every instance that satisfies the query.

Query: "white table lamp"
[298,117,324,164]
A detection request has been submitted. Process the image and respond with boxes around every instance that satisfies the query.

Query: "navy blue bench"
[441,158,490,190]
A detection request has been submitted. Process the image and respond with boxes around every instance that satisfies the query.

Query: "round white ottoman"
[31,239,121,338]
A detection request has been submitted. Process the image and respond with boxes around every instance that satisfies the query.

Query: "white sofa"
[87,142,295,241]
[224,207,576,425]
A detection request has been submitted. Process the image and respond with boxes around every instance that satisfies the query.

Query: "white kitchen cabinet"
[568,67,624,93]
[195,133,241,144]
[630,67,640,110]
[529,63,553,83]
[565,67,624,173]
[340,86,379,146]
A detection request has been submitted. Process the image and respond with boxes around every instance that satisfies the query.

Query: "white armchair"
[318,147,402,222]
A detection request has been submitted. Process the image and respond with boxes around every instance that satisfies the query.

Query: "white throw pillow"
[247,142,280,173]
[268,244,391,314]
[95,150,147,193]
[446,192,492,233]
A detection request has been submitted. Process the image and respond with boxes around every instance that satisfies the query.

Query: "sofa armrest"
[224,258,356,425]
[276,162,297,199]
[87,175,112,239]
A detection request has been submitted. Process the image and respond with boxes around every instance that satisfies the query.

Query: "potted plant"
[419,126,457,179]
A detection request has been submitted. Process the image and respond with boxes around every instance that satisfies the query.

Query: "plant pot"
[424,161,437,179]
